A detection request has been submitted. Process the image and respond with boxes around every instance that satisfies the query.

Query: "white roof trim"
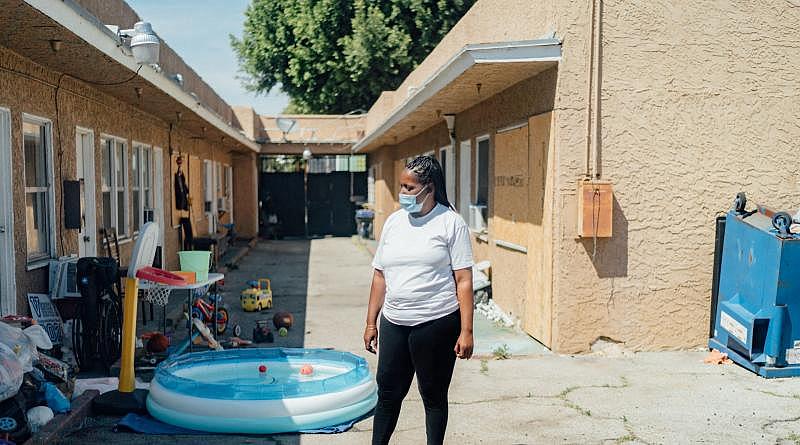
[23,0,260,153]
[353,38,561,152]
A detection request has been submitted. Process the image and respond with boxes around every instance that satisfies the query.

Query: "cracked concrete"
[302,238,800,445]
[61,238,800,444]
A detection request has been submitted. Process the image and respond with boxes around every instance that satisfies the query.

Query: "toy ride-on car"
[240,278,272,312]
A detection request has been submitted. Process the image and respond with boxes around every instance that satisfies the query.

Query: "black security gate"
[259,169,367,238]
[259,172,305,237]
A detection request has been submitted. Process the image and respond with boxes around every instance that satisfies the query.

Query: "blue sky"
[127,0,289,115]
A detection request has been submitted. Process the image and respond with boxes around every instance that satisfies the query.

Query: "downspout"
[592,0,603,179]
[584,0,601,179]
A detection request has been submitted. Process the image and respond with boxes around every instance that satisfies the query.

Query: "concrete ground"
[62,238,800,444]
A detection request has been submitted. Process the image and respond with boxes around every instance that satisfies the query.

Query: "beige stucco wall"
[366,0,800,353]
[0,45,255,313]
[551,0,800,352]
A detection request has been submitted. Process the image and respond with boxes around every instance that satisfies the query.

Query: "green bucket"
[178,251,211,283]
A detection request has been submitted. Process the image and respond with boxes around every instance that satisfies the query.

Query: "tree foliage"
[231,0,476,114]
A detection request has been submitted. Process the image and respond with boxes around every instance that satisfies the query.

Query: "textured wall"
[0,46,250,313]
[232,152,259,238]
[551,0,800,352]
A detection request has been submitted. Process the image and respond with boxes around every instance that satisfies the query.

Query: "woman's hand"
[454,330,473,359]
[364,325,378,354]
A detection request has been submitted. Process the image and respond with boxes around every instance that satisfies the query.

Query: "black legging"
[372,309,461,445]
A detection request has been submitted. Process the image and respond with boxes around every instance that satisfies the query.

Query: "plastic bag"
[0,342,24,402]
[26,406,53,433]
[42,382,69,413]
[0,322,52,372]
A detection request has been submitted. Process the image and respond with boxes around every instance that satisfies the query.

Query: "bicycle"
[74,257,123,374]
[190,293,231,335]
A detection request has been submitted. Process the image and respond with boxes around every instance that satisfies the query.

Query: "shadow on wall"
[579,196,628,278]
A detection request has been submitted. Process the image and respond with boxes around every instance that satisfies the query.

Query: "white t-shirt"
[372,203,474,326]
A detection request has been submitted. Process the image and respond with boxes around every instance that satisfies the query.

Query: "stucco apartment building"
[356,0,800,352]
[0,0,260,316]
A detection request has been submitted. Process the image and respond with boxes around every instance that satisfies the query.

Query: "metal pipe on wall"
[584,0,602,179]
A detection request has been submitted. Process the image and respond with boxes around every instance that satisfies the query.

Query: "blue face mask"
[399,186,429,213]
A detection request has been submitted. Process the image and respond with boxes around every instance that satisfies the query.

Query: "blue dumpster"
[709,205,800,378]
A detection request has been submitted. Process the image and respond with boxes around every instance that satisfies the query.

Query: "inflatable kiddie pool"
[146,348,377,433]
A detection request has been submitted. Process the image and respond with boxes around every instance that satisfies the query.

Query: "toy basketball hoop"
[136,266,187,306]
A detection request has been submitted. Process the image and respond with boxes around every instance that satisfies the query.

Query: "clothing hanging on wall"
[175,167,189,211]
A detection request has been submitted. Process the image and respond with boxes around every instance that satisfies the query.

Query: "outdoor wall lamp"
[443,114,456,139]
[109,21,160,65]
[302,147,313,160]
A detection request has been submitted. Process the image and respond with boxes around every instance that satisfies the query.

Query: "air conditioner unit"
[48,257,80,300]
[469,204,487,232]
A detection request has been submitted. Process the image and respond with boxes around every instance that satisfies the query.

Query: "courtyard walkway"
[64,238,800,444]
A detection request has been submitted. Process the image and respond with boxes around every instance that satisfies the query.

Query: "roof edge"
[24,0,260,153]
[353,38,562,152]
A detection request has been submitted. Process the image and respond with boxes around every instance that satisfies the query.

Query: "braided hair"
[405,155,454,210]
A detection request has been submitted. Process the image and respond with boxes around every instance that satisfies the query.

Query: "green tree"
[231,0,475,114]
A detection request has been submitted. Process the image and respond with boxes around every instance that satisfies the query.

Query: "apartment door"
[76,128,97,257]
[0,108,15,315]
[153,147,165,246]
[458,140,471,219]
[203,160,217,234]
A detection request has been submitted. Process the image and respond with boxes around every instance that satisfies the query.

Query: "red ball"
[300,365,313,375]
[259,365,267,373]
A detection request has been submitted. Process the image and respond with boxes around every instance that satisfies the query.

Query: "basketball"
[273,312,294,329]
[146,333,170,353]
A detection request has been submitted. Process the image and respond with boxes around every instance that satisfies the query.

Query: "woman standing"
[364,155,474,445]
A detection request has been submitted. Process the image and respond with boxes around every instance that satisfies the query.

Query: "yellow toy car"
[240,279,273,312]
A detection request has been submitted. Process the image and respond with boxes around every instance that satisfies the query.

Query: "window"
[23,116,54,263]
[475,136,490,205]
[132,143,153,232]
[469,135,490,232]
[131,146,140,231]
[101,137,128,237]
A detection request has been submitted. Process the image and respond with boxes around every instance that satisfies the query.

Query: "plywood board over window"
[524,111,554,347]
[489,124,529,323]
[490,124,529,248]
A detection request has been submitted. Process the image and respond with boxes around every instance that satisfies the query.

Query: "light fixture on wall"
[443,114,456,139]
[302,147,313,160]
[109,21,160,65]
[49,39,63,53]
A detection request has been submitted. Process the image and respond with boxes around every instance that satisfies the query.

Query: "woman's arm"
[364,269,387,354]
[453,268,474,359]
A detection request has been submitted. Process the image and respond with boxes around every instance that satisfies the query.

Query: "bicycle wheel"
[71,316,87,371]
[98,294,122,372]
[216,307,229,334]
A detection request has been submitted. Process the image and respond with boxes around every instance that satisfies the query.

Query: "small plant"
[492,344,511,360]
[479,359,489,375]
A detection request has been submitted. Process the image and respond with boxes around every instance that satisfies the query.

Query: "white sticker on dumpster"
[720,311,747,344]
[786,348,800,365]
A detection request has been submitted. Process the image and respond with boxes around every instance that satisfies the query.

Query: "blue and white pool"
[146,348,377,434]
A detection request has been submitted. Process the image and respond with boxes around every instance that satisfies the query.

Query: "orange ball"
[300,365,313,375]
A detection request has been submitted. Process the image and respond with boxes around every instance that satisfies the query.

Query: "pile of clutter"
[0,316,75,443]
